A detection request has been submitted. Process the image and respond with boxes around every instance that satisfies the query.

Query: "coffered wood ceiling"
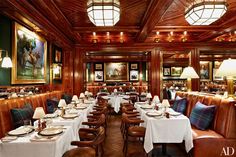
[1,0,236,48]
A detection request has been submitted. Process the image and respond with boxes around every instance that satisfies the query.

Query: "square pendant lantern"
[185,0,227,25]
[87,0,120,26]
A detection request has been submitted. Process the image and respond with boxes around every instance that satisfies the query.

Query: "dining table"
[102,94,130,113]
[134,102,193,154]
[0,126,74,157]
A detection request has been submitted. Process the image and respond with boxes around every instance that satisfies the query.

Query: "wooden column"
[150,49,161,97]
[74,48,86,95]
[190,48,200,91]
[63,49,74,94]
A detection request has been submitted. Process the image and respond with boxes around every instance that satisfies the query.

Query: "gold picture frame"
[11,22,47,84]
[200,61,212,81]
[104,62,128,81]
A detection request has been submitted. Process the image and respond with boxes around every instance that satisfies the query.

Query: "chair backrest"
[93,126,105,145]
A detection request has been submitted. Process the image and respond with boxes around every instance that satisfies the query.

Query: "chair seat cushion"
[172,97,187,114]
[128,126,146,137]
[190,102,216,130]
[192,126,223,140]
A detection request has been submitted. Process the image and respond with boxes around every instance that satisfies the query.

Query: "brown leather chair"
[62,147,96,157]
[80,114,106,138]
[71,127,106,157]
[122,113,146,157]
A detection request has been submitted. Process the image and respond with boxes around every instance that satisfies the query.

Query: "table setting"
[0,125,74,157]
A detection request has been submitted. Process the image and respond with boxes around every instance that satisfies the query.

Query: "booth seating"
[175,92,236,157]
[0,91,62,138]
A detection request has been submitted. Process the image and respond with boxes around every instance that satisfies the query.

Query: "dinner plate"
[38,128,63,136]
[75,106,87,110]
[169,111,182,116]
[1,136,18,142]
[146,111,162,117]
[8,126,34,136]
[62,114,78,119]
[44,113,58,118]
[136,102,147,105]
[141,105,153,109]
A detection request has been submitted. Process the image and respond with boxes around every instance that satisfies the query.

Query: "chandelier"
[87,0,120,26]
[185,0,228,25]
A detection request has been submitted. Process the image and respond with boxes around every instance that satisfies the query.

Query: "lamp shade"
[79,93,85,99]
[72,95,79,101]
[2,56,13,68]
[87,0,120,26]
[58,99,67,108]
[114,89,117,93]
[180,66,199,79]
[215,58,236,77]
[185,0,227,25]
[152,95,160,104]
[33,107,45,119]
[162,99,170,108]
[146,93,152,99]
[85,91,89,96]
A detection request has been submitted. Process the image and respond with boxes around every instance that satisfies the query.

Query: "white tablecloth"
[106,95,130,113]
[0,126,74,157]
[135,104,193,153]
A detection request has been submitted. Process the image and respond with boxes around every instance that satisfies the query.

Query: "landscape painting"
[105,62,128,81]
[12,22,47,84]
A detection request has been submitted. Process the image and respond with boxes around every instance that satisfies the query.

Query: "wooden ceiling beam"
[29,0,80,41]
[135,0,174,42]
[5,0,73,48]
[198,10,236,41]
[73,26,140,33]
[153,26,220,32]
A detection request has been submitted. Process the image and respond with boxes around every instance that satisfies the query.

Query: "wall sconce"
[0,50,13,68]
[92,39,98,43]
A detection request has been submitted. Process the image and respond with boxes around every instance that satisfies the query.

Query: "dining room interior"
[0,0,236,157]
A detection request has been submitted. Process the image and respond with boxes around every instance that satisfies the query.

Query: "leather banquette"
[175,92,236,157]
[0,91,62,138]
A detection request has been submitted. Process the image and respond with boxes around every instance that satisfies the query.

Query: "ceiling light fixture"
[185,0,228,25]
[87,0,120,26]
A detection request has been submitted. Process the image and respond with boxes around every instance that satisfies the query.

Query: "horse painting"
[22,48,40,67]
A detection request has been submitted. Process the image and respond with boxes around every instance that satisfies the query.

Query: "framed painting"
[130,70,139,81]
[163,67,171,76]
[53,46,62,63]
[95,63,103,70]
[213,61,223,81]
[171,67,182,77]
[130,63,138,70]
[200,61,212,81]
[94,71,103,82]
[53,64,62,80]
[105,62,128,81]
[12,22,47,84]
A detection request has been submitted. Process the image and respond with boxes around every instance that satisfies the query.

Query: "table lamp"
[85,91,89,97]
[162,99,170,112]
[180,66,199,92]
[146,93,152,105]
[58,99,67,116]
[33,107,45,131]
[79,93,85,103]
[216,58,236,97]
[72,95,79,101]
